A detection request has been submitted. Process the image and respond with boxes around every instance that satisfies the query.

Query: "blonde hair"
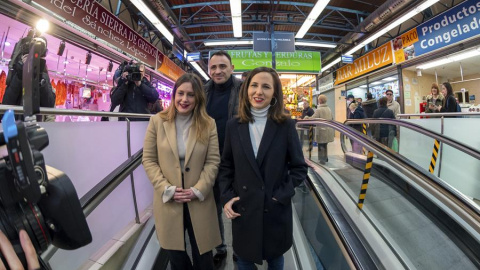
[349,102,358,110]
[318,95,327,104]
[159,73,211,144]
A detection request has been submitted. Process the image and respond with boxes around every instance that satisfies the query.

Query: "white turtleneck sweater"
[163,112,204,203]
[249,105,270,157]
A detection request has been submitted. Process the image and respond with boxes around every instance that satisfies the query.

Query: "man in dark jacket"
[362,92,378,118]
[372,97,396,147]
[204,50,242,267]
[300,100,314,119]
[110,63,158,121]
[3,36,55,121]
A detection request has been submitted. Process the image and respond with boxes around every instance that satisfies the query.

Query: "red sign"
[36,0,162,67]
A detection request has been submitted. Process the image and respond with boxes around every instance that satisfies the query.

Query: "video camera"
[120,60,142,82]
[0,37,91,269]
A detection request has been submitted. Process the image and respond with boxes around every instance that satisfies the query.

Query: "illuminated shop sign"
[35,0,163,68]
[334,42,393,85]
[226,50,321,73]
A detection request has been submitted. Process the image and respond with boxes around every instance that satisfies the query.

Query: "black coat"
[218,118,308,263]
[362,98,378,118]
[372,106,396,138]
[110,78,158,121]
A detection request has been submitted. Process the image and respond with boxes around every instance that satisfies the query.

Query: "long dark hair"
[238,67,288,123]
[160,73,211,144]
[442,82,454,97]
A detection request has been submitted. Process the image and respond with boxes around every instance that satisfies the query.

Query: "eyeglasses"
[386,93,393,96]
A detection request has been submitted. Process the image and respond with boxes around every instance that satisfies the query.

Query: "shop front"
[0,0,183,120]
[227,50,321,118]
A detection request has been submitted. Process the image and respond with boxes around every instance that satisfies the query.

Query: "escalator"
[295,119,480,269]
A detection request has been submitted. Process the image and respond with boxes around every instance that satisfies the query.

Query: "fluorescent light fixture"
[382,77,397,81]
[4,41,10,46]
[417,47,480,70]
[296,0,331,38]
[371,81,382,85]
[130,0,174,44]
[295,41,336,48]
[190,61,209,81]
[204,40,253,46]
[183,50,187,59]
[321,57,341,72]
[280,74,298,79]
[346,0,439,55]
[359,85,367,88]
[230,0,242,37]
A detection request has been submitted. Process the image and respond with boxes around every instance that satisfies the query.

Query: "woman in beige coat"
[143,73,221,270]
[305,95,334,163]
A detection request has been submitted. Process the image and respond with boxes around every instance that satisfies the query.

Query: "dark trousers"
[166,204,214,270]
[213,183,227,254]
[318,143,328,163]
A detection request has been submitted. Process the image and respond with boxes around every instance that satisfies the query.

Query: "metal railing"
[398,112,480,118]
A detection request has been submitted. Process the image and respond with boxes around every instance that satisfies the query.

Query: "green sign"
[227,50,321,73]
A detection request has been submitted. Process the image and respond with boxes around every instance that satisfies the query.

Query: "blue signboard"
[341,55,353,63]
[186,52,201,62]
[414,0,480,56]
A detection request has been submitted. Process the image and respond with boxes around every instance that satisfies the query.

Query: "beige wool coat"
[142,114,221,254]
[305,104,335,144]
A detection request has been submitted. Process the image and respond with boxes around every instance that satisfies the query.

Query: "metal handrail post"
[126,118,140,224]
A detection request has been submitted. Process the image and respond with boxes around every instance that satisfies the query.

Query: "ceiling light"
[190,61,209,80]
[106,74,112,77]
[416,48,480,70]
[359,85,367,88]
[4,41,10,46]
[296,0,331,38]
[371,81,382,85]
[87,68,92,71]
[346,0,439,55]
[295,41,336,48]
[130,0,174,44]
[321,57,341,73]
[204,40,253,46]
[36,19,49,34]
[382,77,397,81]
[280,74,298,79]
[230,0,242,37]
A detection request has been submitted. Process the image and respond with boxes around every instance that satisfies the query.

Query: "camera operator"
[0,230,39,270]
[2,35,55,121]
[110,63,158,121]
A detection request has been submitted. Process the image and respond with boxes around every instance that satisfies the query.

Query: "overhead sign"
[253,32,295,52]
[157,54,185,81]
[341,55,353,63]
[335,41,393,85]
[186,52,201,62]
[413,0,480,56]
[227,50,321,73]
[35,0,165,68]
[172,38,185,61]
[318,73,334,93]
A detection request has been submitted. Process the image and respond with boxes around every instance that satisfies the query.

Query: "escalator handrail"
[0,104,152,119]
[342,118,480,161]
[297,119,480,224]
[80,148,143,216]
[398,112,480,118]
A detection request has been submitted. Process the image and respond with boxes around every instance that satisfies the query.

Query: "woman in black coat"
[218,67,307,269]
[438,82,457,114]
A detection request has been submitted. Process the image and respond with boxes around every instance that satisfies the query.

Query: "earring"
[271,97,277,106]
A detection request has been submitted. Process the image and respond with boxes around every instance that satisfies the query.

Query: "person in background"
[362,92,378,118]
[385,89,401,118]
[219,67,307,269]
[425,83,444,113]
[241,71,250,81]
[111,63,159,121]
[372,97,396,147]
[143,73,221,269]
[2,36,55,121]
[438,82,457,113]
[346,94,355,119]
[348,102,365,153]
[204,50,243,267]
[305,94,334,164]
[149,98,164,114]
[300,98,314,119]
[356,97,363,107]
[0,230,40,270]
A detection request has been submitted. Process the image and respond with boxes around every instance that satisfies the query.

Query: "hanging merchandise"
[0,71,6,103]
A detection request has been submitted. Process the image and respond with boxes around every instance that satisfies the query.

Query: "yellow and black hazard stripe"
[362,123,367,155]
[358,151,374,209]
[308,126,313,159]
[429,139,440,174]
